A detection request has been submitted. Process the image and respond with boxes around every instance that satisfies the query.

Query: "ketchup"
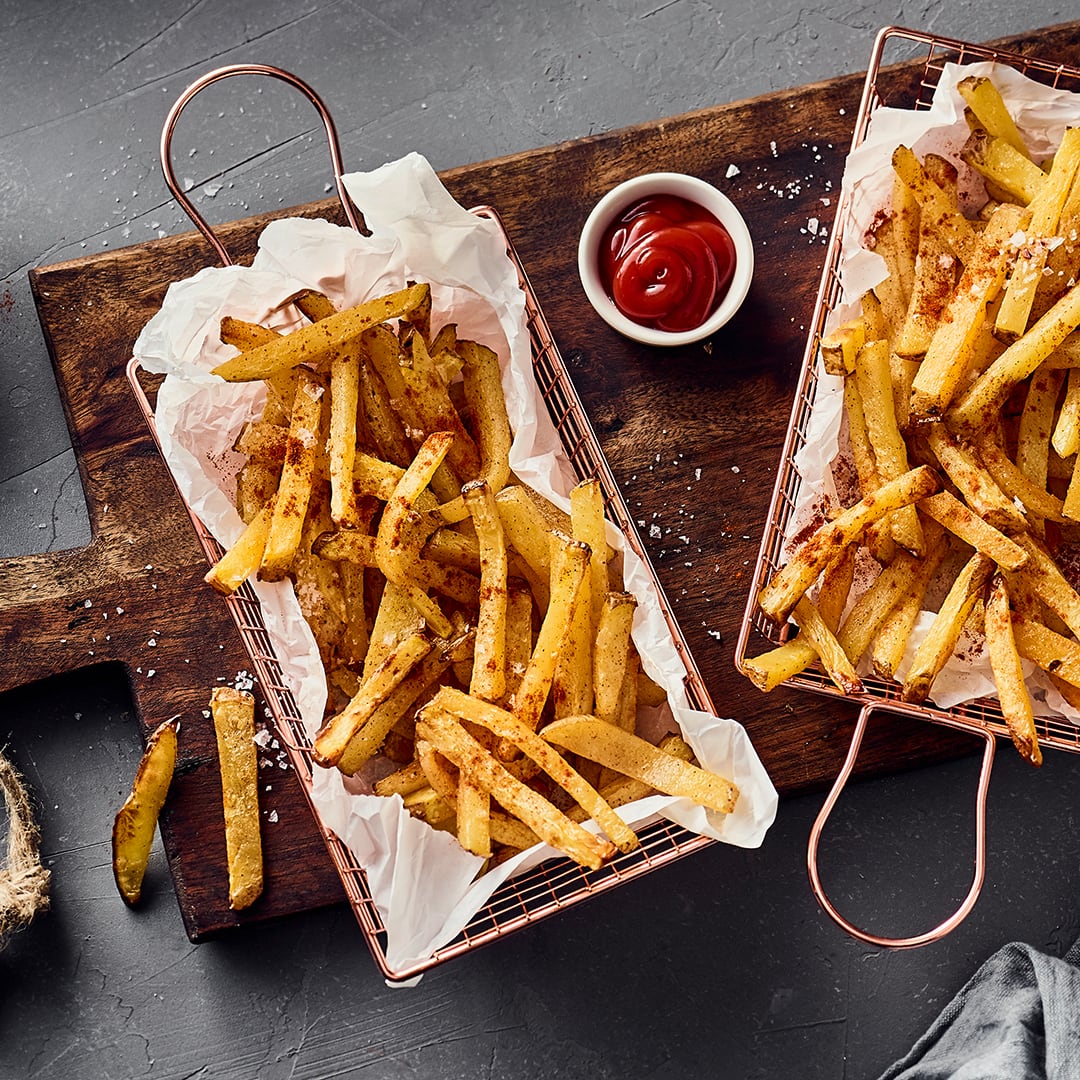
[599,193,737,333]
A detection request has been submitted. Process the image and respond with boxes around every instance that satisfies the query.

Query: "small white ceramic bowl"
[577,171,754,347]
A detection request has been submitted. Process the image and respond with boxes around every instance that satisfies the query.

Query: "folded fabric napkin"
[880,937,1080,1079]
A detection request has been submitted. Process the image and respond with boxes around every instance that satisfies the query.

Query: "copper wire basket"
[126,65,717,982]
[735,26,1080,948]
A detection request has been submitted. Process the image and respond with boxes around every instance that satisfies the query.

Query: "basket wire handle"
[160,63,367,267]
[807,701,996,949]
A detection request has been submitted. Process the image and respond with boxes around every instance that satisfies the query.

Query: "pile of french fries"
[746,75,1080,768]
[203,280,738,871]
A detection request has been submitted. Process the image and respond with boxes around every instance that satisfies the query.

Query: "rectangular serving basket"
[736,25,1080,755]
[128,204,717,982]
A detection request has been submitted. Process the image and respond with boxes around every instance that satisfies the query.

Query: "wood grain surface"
[6,21,1080,942]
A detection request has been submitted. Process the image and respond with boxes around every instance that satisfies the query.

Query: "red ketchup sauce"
[599,193,737,333]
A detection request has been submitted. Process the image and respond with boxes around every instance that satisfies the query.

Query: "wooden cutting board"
[8,22,1080,941]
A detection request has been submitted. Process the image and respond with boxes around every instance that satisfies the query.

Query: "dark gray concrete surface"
[3,3,1079,1077]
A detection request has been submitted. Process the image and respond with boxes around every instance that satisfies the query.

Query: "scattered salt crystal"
[83,599,92,608]
[695,468,701,480]
[807,217,819,236]
[725,163,740,178]
[731,465,741,474]
[770,140,778,157]
[267,810,279,823]
[254,729,272,747]
[147,638,156,647]
[649,524,662,538]
[202,182,222,197]
[147,670,156,678]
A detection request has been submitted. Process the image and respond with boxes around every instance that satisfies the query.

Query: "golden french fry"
[111,717,179,906]
[820,317,865,376]
[960,128,1045,204]
[205,500,275,594]
[463,480,509,702]
[513,533,590,734]
[337,639,458,775]
[901,552,995,704]
[212,283,429,382]
[855,339,923,553]
[541,716,738,815]
[415,707,615,870]
[592,592,638,724]
[909,204,1023,420]
[495,486,554,609]
[428,687,637,852]
[313,630,432,767]
[374,431,455,636]
[758,465,940,623]
[210,687,263,911]
[259,371,325,582]
[328,341,362,525]
[949,282,1080,435]
[792,595,863,694]
[892,145,977,261]
[985,577,1041,766]
[917,491,1027,570]
[868,526,949,680]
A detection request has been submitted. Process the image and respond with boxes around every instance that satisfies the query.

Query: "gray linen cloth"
[879,938,1080,1079]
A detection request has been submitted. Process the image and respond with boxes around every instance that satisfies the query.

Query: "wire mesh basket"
[127,64,718,982]
[735,25,1080,946]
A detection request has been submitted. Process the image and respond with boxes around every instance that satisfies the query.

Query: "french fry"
[205,501,275,594]
[868,526,949,680]
[957,76,1030,158]
[415,707,615,870]
[949,281,1080,434]
[427,687,638,852]
[757,465,939,624]
[909,204,1023,420]
[917,491,1027,570]
[111,717,179,906]
[328,341,363,525]
[374,432,455,636]
[209,687,263,911]
[855,339,923,552]
[984,577,1041,766]
[901,552,995,704]
[337,639,458,775]
[541,716,738,815]
[592,592,638,725]
[463,480,509,702]
[259,371,325,582]
[211,283,429,382]
[960,129,1045,204]
[313,630,432,767]
[791,595,863,694]
[513,533,590,734]
[820,317,865,376]
[892,145,977,261]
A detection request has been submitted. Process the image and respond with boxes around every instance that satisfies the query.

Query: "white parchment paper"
[790,64,1080,720]
[133,152,778,973]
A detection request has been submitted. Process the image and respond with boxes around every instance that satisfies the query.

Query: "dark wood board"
[6,22,1080,942]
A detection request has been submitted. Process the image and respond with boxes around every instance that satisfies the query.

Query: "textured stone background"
[2,4,1079,1078]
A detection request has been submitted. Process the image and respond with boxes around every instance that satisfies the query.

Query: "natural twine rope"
[0,750,50,947]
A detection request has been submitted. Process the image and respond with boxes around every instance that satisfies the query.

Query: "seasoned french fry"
[513,533,590,734]
[111,717,179,906]
[985,577,1041,765]
[428,687,637,852]
[958,76,1029,157]
[541,716,738,815]
[758,465,939,623]
[415,707,615,870]
[592,592,638,725]
[313,630,432,767]
[901,552,995,703]
[205,501,275,594]
[909,204,1023,420]
[463,480,509,702]
[961,129,1045,204]
[855,339,923,553]
[212,283,429,382]
[820,317,865,376]
[949,282,1080,434]
[260,371,325,582]
[917,491,1027,569]
[209,687,263,911]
